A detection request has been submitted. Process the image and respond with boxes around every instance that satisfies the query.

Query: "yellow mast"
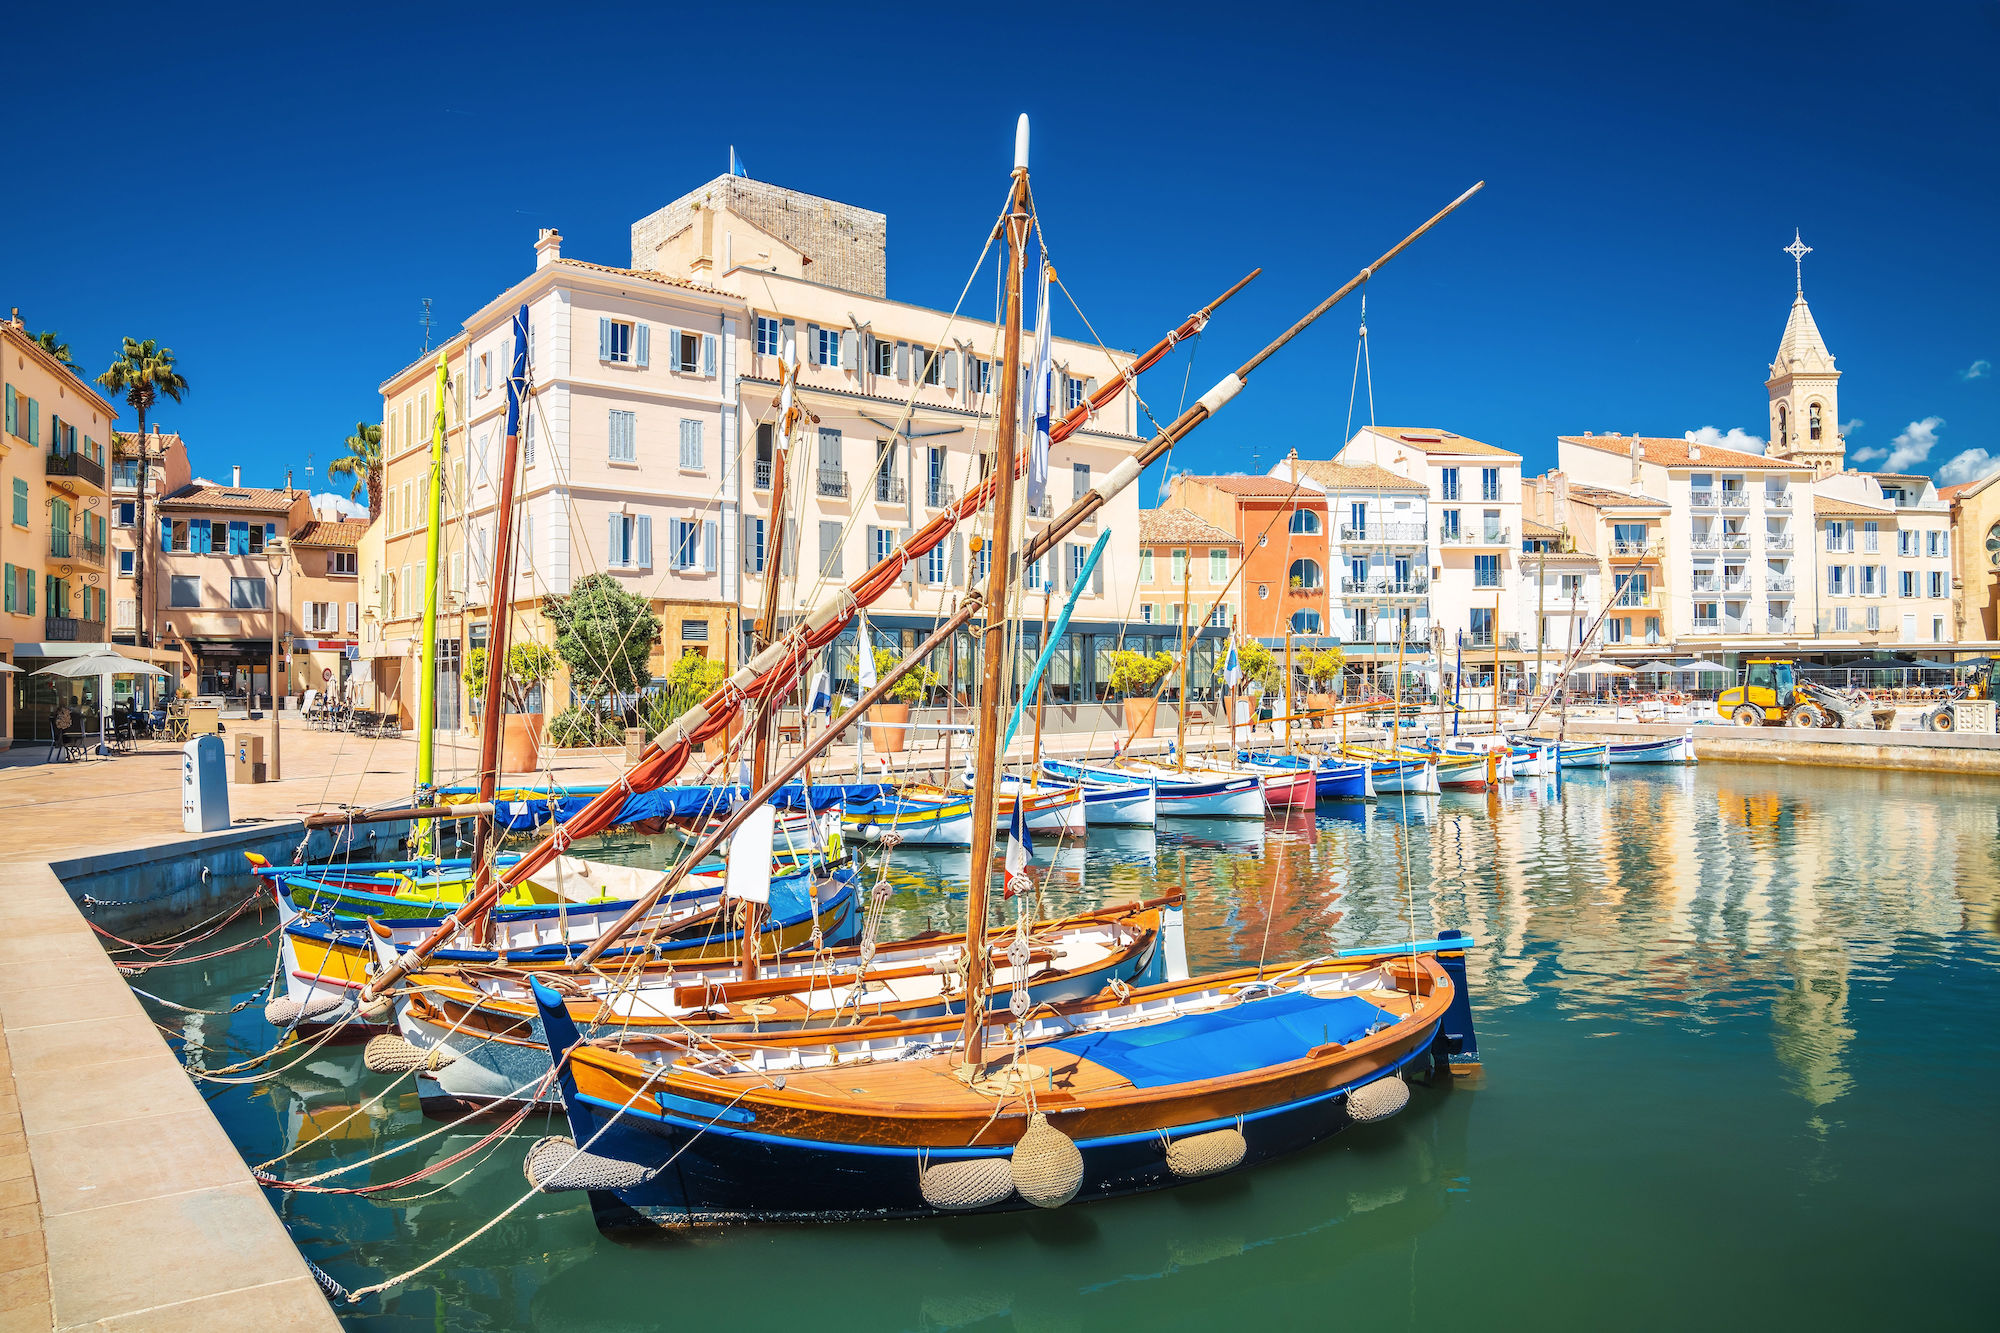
[413,350,448,856]
[1176,546,1192,767]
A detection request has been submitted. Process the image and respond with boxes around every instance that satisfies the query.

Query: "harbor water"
[151,762,2000,1330]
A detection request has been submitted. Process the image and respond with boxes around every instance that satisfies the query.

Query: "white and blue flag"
[1025,247,1053,512]
[1225,637,1242,692]
[807,670,832,717]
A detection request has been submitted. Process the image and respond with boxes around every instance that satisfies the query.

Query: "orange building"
[1163,475,1332,640]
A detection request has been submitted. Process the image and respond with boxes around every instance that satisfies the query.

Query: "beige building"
[1943,471,2000,644]
[2,317,119,745]
[1810,472,1955,644]
[287,517,365,699]
[152,478,313,706]
[1135,507,1241,633]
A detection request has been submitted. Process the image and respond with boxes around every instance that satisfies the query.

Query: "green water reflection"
[157,763,2000,1330]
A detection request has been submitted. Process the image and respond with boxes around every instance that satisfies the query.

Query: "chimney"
[1629,433,1642,486]
[1688,444,1701,462]
[535,228,563,269]
[232,464,242,487]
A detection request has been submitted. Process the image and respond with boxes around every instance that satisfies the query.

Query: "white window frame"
[603,320,634,365]
[756,317,781,356]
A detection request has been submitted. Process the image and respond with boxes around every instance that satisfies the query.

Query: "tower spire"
[1784,228,1812,294]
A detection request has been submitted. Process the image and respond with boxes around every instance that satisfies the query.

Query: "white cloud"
[312,491,367,520]
[1840,417,1864,440]
[1683,426,1765,455]
[1879,416,1946,472]
[1961,359,1991,381]
[1852,446,1887,463]
[1938,448,1999,486]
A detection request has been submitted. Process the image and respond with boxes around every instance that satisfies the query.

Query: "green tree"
[328,420,385,519]
[872,646,938,704]
[642,652,728,733]
[462,642,561,713]
[1236,638,1283,695]
[1105,649,1175,698]
[1299,646,1347,689]
[33,331,74,368]
[98,338,188,647]
[541,574,661,714]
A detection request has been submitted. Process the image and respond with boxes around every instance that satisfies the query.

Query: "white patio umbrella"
[1675,658,1729,674]
[34,654,172,754]
[1571,661,1636,676]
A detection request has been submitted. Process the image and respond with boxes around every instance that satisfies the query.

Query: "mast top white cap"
[1014,114,1030,171]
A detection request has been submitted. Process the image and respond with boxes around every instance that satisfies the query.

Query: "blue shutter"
[228,520,248,554]
[702,520,716,572]
[265,522,277,549]
[635,324,650,368]
[702,334,716,376]
[159,517,172,552]
[599,318,612,361]
[609,513,624,567]
[636,516,653,570]
[806,325,820,364]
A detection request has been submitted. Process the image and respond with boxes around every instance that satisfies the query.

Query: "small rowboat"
[1607,736,1691,765]
[1075,779,1158,826]
[1433,752,1492,791]
[1237,752,1373,801]
[1042,758,1264,819]
[1343,750,1441,796]
[1557,743,1610,769]
[841,791,978,846]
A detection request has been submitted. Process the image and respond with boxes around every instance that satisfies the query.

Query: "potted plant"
[644,652,731,758]
[462,641,561,772]
[1106,649,1175,740]
[1299,646,1346,723]
[866,646,938,755]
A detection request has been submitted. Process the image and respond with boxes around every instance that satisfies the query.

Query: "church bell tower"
[1765,230,1844,477]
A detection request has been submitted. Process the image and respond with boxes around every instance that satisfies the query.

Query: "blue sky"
[8,1,1996,512]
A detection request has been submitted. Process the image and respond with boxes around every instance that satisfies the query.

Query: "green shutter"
[25,399,37,449]
[2,564,12,614]
[3,385,14,436]
[11,477,25,527]
[26,571,35,616]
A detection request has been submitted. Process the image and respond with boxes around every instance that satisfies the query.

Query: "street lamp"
[266,545,286,782]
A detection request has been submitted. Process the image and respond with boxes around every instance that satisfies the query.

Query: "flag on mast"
[856,616,877,691]
[1225,636,1242,692]
[1004,793,1034,897]
[1026,242,1053,511]
[807,670,832,717]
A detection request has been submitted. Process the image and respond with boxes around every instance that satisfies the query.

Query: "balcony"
[1611,539,1661,558]
[1719,491,1750,509]
[754,459,773,490]
[1462,631,1524,652]
[1767,574,1795,593]
[79,533,105,563]
[1722,617,1750,634]
[1719,533,1751,551]
[1690,490,1717,508]
[1339,575,1429,598]
[46,450,106,491]
[816,465,849,499]
[1611,590,1658,609]
[1026,499,1054,519]
[1690,533,1720,552]
[1768,615,1796,634]
[874,475,907,505]
[1721,575,1751,594]
[1439,526,1510,547]
[1765,492,1792,511]
[926,481,956,508]
[1340,522,1427,545]
[1692,616,1721,632]
[1766,532,1794,551]
[44,616,105,643]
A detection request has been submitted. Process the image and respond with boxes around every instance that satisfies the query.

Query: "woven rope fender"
[1345,1075,1410,1124]
[919,1157,1017,1211]
[1010,1111,1084,1209]
[362,1033,456,1075]
[1164,1127,1247,1179]
[264,992,346,1028]
[356,993,395,1023]
[522,1135,655,1193]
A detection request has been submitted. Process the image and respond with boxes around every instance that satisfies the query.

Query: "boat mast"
[469,307,529,928]
[740,333,802,981]
[1392,605,1407,754]
[1284,623,1294,754]
[1176,546,1191,766]
[959,116,1031,1070]
[1491,597,1501,736]
[414,350,448,857]
[1032,587,1051,772]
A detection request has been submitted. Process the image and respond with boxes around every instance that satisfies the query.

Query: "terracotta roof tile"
[1812,495,1895,517]
[1175,475,1324,498]
[1287,459,1426,491]
[1562,483,1672,508]
[157,484,304,514]
[555,257,732,298]
[1357,426,1517,458]
[1559,434,1807,471]
[1522,518,1564,537]
[1139,508,1241,545]
[291,519,368,549]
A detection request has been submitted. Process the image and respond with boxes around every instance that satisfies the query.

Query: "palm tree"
[98,339,188,648]
[328,421,385,519]
[34,331,75,368]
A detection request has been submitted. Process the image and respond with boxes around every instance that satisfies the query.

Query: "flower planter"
[1122,697,1158,741]
[500,714,545,773]
[868,703,913,754]
[1306,693,1337,725]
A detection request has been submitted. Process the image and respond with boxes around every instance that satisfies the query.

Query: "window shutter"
[944,349,960,390]
[609,512,624,567]
[702,334,717,376]
[599,318,612,361]
[26,399,38,447]
[894,341,909,380]
[702,520,717,572]
[1093,556,1104,596]
[780,318,796,357]
[805,324,820,364]
[265,522,277,549]
[636,515,653,569]
[1084,376,1098,403]
[3,565,12,614]
[159,517,171,552]
[862,333,875,375]
[819,521,841,578]
[635,323,650,368]
[783,518,797,577]
[3,385,13,435]
[951,532,964,586]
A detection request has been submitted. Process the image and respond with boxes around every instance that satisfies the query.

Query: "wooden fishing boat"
[271,865,860,1029]
[1557,742,1610,769]
[1043,757,1264,819]
[382,898,1172,1114]
[937,779,1089,836]
[1606,736,1692,765]
[518,932,1479,1228]
[840,790,978,846]
[1237,751,1372,801]
[1342,749,1441,795]
[1074,778,1158,826]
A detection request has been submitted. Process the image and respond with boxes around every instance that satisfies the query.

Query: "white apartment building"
[1329,427,1524,662]
[1811,472,1955,644]
[1268,457,1431,660]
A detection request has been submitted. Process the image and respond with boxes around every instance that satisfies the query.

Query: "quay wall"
[1525,719,2000,777]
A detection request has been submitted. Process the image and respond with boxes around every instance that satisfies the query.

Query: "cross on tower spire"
[1784,229,1812,293]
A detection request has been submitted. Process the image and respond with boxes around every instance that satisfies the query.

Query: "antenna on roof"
[420,298,435,353]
